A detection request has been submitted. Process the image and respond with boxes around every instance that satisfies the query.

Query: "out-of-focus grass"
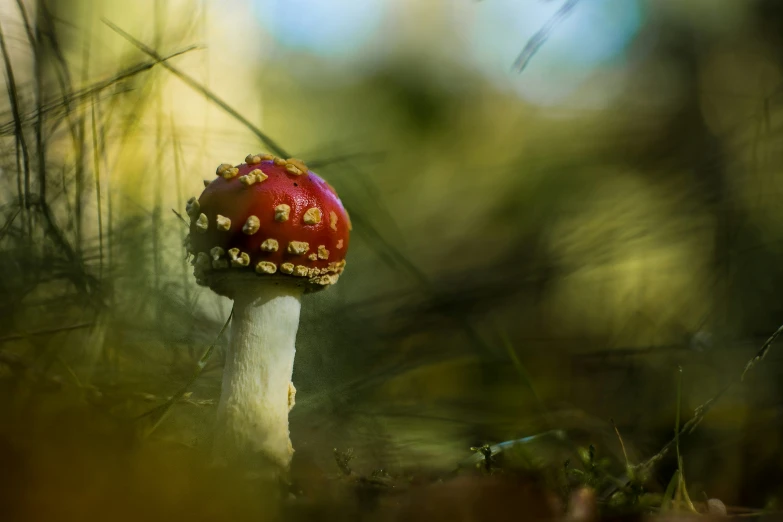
[3,0,783,519]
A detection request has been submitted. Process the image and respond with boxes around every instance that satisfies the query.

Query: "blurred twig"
[742,323,783,380]
[512,0,582,73]
[603,321,783,500]
[0,16,32,217]
[307,151,386,169]
[0,207,21,242]
[137,309,233,437]
[90,96,104,280]
[101,18,289,158]
[171,209,188,226]
[0,322,95,345]
[0,348,213,408]
[0,45,200,136]
[457,429,567,469]
[499,327,549,419]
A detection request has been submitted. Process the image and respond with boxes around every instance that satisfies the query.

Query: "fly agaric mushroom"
[184,153,350,473]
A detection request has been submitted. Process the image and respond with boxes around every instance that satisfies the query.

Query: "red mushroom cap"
[187,154,351,294]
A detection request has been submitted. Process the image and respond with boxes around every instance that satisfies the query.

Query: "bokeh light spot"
[252,0,389,58]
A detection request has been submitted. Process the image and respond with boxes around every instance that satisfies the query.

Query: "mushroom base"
[212,280,304,475]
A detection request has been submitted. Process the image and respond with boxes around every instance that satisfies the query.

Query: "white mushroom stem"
[213,282,304,473]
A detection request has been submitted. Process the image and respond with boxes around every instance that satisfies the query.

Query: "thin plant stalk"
[0,19,32,235]
[90,98,104,280]
[139,310,234,437]
[152,0,165,326]
[170,115,191,306]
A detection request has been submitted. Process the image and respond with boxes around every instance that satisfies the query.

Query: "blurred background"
[2,0,783,519]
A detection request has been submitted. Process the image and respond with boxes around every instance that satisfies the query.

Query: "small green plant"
[564,444,613,490]
[469,443,495,473]
[334,447,355,477]
[659,367,698,515]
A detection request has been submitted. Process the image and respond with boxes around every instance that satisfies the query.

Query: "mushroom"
[185,154,350,475]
